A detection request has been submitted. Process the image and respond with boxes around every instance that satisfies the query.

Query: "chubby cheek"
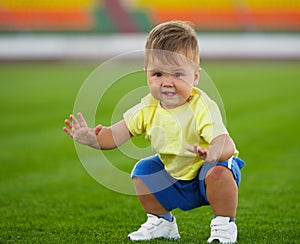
[148,78,161,92]
[177,83,193,99]
[147,77,160,87]
[148,85,161,100]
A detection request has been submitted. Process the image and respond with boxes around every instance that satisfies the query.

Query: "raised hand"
[64,112,102,149]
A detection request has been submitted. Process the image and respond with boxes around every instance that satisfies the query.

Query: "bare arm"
[64,113,131,150]
[187,134,235,163]
[96,120,132,149]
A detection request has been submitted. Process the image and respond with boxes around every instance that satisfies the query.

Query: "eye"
[154,72,162,77]
[174,72,183,78]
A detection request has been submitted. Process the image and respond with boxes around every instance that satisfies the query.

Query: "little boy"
[64,20,245,243]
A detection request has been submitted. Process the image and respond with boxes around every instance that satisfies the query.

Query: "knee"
[205,166,233,183]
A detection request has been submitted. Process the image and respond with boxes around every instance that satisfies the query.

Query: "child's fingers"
[196,146,204,155]
[193,144,208,158]
[197,147,208,157]
[70,114,80,129]
[187,144,206,156]
[186,145,195,153]
[64,119,72,129]
[63,126,73,137]
[187,144,209,160]
[194,144,203,155]
[77,112,88,127]
[94,124,103,135]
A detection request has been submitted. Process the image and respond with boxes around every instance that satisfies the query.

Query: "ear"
[193,67,200,86]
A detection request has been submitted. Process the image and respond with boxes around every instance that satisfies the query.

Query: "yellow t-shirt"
[123,87,237,180]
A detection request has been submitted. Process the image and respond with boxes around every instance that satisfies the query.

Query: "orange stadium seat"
[0,0,299,32]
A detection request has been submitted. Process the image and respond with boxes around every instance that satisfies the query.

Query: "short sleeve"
[198,98,228,144]
[123,94,157,137]
[123,102,145,137]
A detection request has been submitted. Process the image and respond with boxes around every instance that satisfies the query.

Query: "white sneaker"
[127,214,180,241]
[207,217,237,243]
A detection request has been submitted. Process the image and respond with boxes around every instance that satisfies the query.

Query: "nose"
[161,75,174,87]
[162,82,174,88]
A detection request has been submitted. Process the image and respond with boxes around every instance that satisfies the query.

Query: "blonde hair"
[145,20,200,68]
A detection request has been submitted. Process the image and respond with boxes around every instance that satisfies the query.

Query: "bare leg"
[205,166,238,218]
[133,177,169,215]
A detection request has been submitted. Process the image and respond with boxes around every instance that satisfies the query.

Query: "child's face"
[146,58,199,110]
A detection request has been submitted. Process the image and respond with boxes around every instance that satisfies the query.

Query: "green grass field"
[0,61,299,243]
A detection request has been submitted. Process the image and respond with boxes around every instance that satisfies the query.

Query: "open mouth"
[161,91,176,96]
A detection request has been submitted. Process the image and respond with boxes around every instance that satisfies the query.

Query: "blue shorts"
[131,155,245,211]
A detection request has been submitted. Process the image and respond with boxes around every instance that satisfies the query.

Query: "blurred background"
[0,0,299,60]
